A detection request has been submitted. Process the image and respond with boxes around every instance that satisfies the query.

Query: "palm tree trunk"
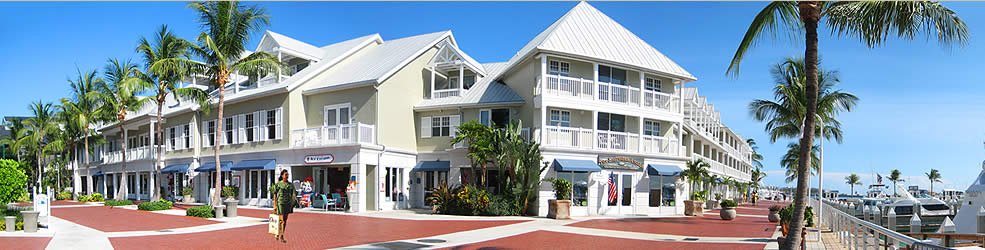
[213,76,226,206]
[119,122,128,200]
[784,2,821,249]
[153,102,164,201]
[84,131,90,194]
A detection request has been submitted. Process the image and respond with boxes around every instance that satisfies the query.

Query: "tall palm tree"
[728,3,968,247]
[682,159,711,200]
[62,69,105,193]
[888,169,904,196]
[98,58,152,200]
[23,101,62,190]
[845,173,861,195]
[451,121,496,187]
[722,176,736,198]
[188,1,280,206]
[747,138,764,169]
[926,169,942,195]
[750,167,766,193]
[56,104,82,193]
[780,142,819,183]
[137,25,209,201]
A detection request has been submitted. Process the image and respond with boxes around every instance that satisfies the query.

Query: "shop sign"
[304,154,335,164]
[598,156,643,171]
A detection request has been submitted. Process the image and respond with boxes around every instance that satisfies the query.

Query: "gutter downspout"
[374,83,385,211]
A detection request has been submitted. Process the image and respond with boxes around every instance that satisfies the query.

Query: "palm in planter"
[548,178,572,219]
[682,160,710,216]
[720,199,738,220]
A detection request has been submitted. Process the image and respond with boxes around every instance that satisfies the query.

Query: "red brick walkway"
[52,206,218,232]
[109,210,524,250]
[567,201,784,238]
[51,200,81,206]
[0,237,52,249]
[444,230,766,250]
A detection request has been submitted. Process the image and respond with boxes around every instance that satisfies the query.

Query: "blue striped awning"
[195,161,233,172]
[412,161,450,172]
[231,159,276,171]
[648,164,683,176]
[161,164,190,174]
[553,159,602,172]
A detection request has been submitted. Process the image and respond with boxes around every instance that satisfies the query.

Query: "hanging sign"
[304,154,335,164]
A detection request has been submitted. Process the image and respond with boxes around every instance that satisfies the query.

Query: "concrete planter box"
[720,207,737,220]
[4,216,14,232]
[182,195,194,203]
[223,200,238,217]
[684,200,704,216]
[22,211,39,233]
[768,210,781,222]
[213,205,225,218]
[547,200,571,219]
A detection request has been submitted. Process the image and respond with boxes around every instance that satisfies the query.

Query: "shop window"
[621,174,632,206]
[649,175,676,207]
[559,171,590,206]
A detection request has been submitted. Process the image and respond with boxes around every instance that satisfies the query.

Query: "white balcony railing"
[539,126,679,156]
[101,145,161,164]
[291,123,375,148]
[540,75,679,113]
[692,154,750,181]
[432,89,461,99]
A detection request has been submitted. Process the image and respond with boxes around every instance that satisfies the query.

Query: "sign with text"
[304,154,335,164]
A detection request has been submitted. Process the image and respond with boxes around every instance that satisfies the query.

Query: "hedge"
[137,200,173,211]
[186,205,214,218]
[104,200,133,206]
[77,195,91,203]
[56,191,72,200]
[0,160,28,204]
[91,193,104,202]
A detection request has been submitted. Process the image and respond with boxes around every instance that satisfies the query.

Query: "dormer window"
[427,39,486,99]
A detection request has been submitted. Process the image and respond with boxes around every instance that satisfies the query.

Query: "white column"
[149,120,156,160]
[638,71,645,108]
[458,64,464,92]
[539,56,547,93]
[592,111,599,149]
[429,66,436,98]
[677,122,683,156]
[277,49,283,83]
[136,172,141,200]
[637,118,644,153]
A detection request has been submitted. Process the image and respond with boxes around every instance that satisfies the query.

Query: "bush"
[91,193,104,202]
[779,204,815,228]
[769,205,783,212]
[137,200,173,211]
[690,190,707,201]
[104,200,133,206]
[720,199,738,208]
[714,193,722,201]
[56,191,72,200]
[77,195,92,203]
[221,186,238,198]
[429,184,491,216]
[186,205,214,218]
[181,187,193,196]
[550,178,572,200]
[0,160,28,204]
[483,195,521,216]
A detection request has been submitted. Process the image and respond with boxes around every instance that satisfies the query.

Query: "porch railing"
[291,123,375,148]
[101,145,162,164]
[539,126,678,156]
[539,74,680,113]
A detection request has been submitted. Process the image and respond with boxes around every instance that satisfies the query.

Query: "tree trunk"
[152,100,164,201]
[84,131,90,194]
[118,122,129,201]
[213,75,227,206]
[783,2,821,250]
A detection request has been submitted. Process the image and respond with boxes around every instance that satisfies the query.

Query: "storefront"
[645,164,684,215]
[551,159,602,216]
[410,160,449,208]
[194,161,232,205]
[231,159,276,207]
[160,163,190,201]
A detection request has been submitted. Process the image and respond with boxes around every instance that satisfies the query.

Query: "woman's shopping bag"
[268,214,281,235]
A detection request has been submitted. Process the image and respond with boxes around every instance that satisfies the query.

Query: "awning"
[553,159,602,172]
[647,164,683,176]
[161,164,190,174]
[231,159,276,171]
[412,161,450,172]
[91,170,103,177]
[195,161,233,172]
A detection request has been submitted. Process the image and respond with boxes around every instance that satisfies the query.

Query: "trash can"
[22,211,39,233]
[4,216,15,232]
[223,200,238,218]
[213,205,225,219]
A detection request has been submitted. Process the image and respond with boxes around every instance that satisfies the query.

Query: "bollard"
[910,214,922,234]
[4,216,14,232]
[872,206,882,226]
[21,211,39,233]
[864,205,872,222]
[977,206,985,234]
[939,216,956,233]
[214,205,225,218]
[888,207,897,232]
[223,200,238,218]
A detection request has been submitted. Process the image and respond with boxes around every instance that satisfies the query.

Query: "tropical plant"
[550,178,572,200]
[720,199,738,208]
[62,69,105,177]
[186,205,214,218]
[137,25,211,201]
[492,122,546,214]
[751,167,766,192]
[926,169,942,195]
[188,1,281,206]
[451,121,496,187]
[747,138,764,169]
[23,101,64,189]
[780,142,820,183]
[729,2,968,247]
[91,193,104,202]
[182,186,193,196]
[0,160,28,204]
[845,173,861,195]
[98,58,153,199]
[888,169,904,196]
[682,159,711,201]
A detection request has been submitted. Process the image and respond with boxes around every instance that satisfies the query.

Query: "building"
[71,2,754,216]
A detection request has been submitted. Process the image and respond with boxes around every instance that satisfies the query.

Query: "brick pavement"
[0,237,52,249]
[51,206,218,232]
[567,201,781,238]
[443,230,767,250]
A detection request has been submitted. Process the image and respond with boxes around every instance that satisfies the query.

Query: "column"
[637,118,644,153]
[149,120,156,157]
[113,173,119,198]
[539,56,547,93]
[638,71,645,108]
[592,111,599,149]
[277,50,283,83]
[350,163,365,213]
[149,172,155,200]
[458,65,464,92]
[136,172,141,200]
[429,66,436,97]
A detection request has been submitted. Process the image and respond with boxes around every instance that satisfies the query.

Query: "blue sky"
[2,2,984,194]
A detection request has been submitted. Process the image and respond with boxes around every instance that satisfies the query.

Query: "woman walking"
[272,169,296,243]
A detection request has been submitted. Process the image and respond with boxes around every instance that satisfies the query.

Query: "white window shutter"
[253,111,261,141]
[449,115,461,137]
[275,108,283,140]
[201,121,208,147]
[420,117,432,138]
[258,110,268,141]
[165,127,172,151]
[178,125,186,150]
[236,114,245,144]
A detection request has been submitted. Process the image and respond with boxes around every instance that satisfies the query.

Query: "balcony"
[432,89,461,99]
[538,74,679,113]
[101,146,162,164]
[291,123,376,148]
[692,154,750,181]
[539,126,679,156]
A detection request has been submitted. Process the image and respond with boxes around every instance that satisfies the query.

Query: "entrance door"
[619,174,634,214]
[365,165,377,211]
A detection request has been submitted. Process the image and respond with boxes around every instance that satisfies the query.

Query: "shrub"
[221,186,238,198]
[77,195,92,203]
[181,187,193,196]
[549,178,572,200]
[0,160,28,204]
[429,184,491,216]
[769,205,783,212]
[56,191,72,200]
[690,190,707,201]
[714,193,722,201]
[483,195,521,216]
[720,199,738,208]
[104,200,133,206]
[137,200,173,211]
[16,192,30,203]
[186,205,214,218]
[91,193,104,202]
[779,204,815,228]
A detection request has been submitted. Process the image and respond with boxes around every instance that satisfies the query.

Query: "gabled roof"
[285,34,383,91]
[505,2,695,81]
[416,62,525,110]
[303,31,452,94]
[261,31,324,60]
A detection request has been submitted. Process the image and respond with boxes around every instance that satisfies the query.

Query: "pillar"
[910,214,921,234]
[887,207,897,231]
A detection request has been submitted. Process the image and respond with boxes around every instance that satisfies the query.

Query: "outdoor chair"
[320,194,336,210]
[331,193,343,211]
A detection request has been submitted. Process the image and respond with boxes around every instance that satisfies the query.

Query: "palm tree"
[451,121,496,187]
[23,101,62,190]
[780,142,819,183]
[750,167,766,193]
[98,58,152,200]
[845,173,861,195]
[62,69,105,193]
[722,176,736,199]
[137,25,209,201]
[888,169,904,196]
[728,3,968,247]
[682,159,711,200]
[747,138,764,169]
[926,169,942,195]
[188,1,280,206]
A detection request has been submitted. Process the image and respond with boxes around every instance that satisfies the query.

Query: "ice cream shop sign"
[304,154,335,164]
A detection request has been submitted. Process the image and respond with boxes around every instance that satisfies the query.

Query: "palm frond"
[727,1,801,77]
[825,1,969,48]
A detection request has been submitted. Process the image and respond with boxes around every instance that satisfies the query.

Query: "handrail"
[815,198,949,250]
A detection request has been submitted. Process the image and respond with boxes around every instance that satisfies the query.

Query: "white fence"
[540,75,679,113]
[815,199,948,250]
[291,123,376,148]
[540,126,678,156]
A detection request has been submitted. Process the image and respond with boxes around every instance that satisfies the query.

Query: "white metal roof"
[262,31,325,60]
[505,2,695,81]
[416,62,524,109]
[285,33,383,91]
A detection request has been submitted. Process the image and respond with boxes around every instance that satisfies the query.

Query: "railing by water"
[815,198,949,250]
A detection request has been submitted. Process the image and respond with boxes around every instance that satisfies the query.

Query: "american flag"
[607,173,617,204]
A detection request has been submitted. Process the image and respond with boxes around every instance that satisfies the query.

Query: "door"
[365,165,377,211]
[324,104,351,142]
[619,174,634,214]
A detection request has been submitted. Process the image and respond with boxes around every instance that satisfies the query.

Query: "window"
[621,174,633,206]
[597,112,626,132]
[650,175,676,207]
[479,110,491,126]
[385,167,404,202]
[447,76,460,89]
[463,75,477,89]
[644,120,661,136]
[559,172,590,206]
[598,65,627,85]
[549,60,570,76]
[168,127,177,151]
[140,173,149,195]
[491,109,510,128]
[182,124,190,148]
[245,170,273,199]
[645,77,662,92]
[423,171,447,206]
[245,113,255,142]
[203,120,216,147]
[431,116,451,137]
[224,117,234,145]
[266,109,277,140]
[293,62,309,74]
[324,104,351,127]
[549,109,571,127]
[436,75,459,91]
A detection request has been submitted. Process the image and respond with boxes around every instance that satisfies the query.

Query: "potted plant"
[682,160,711,216]
[182,187,194,203]
[719,199,737,220]
[685,190,706,216]
[708,193,722,209]
[547,178,572,219]
[768,205,782,223]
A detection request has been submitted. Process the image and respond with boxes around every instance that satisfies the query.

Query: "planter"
[4,216,14,232]
[183,195,194,203]
[684,200,704,216]
[213,205,225,218]
[223,200,238,218]
[22,211,39,233]
[706,200,718,210]
[720,207,736,220]
[768,210,780,223]
[548,199,572,219]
